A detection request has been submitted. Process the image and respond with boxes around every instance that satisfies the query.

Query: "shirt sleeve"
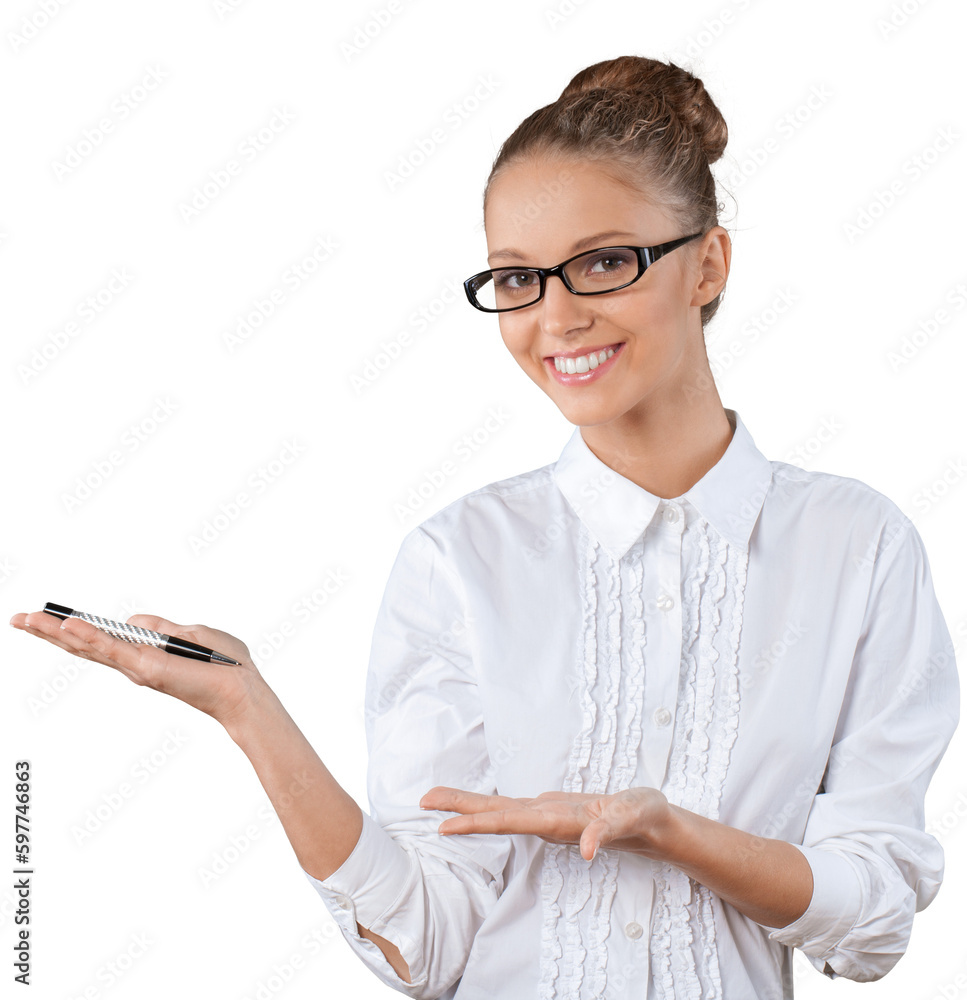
[768,514,960,981]
[302,525,512,998]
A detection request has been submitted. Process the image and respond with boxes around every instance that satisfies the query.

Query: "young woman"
[12,55,959,998]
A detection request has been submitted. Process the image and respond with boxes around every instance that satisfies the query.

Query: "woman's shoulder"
[406,456,565,547]
[764,456,917,557]
[767,457,906,514]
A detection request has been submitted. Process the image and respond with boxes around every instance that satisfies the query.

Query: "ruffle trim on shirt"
[539,525,647,998]
[538,513,749,998]
[613,529,646,794]
[651,521,749,1000]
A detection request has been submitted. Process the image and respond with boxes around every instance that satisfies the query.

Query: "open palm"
[419,785,672,862]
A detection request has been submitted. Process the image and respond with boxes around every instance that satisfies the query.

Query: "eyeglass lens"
[471,247,640,311]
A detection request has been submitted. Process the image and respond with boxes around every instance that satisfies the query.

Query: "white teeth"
[554,347,616,374]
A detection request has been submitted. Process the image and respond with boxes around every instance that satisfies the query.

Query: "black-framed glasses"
[463,232,704,313]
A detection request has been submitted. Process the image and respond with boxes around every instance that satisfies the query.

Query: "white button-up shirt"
[304,408,959,999]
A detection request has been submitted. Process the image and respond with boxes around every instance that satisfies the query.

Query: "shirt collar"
[552,409,774,561]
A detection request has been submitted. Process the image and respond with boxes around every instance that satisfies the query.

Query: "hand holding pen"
[9,604,261,727]
[41,603,241,664]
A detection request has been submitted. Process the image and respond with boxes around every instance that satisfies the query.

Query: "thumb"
[127,614,187,635]
[580,818,614,862]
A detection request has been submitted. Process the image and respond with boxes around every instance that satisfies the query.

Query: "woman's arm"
[655,804,813,928]
[11,610,411,983]
[421,784,812,930]
[220,682,412,983]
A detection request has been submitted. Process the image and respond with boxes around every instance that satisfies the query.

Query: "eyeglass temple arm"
[645,232,705,265]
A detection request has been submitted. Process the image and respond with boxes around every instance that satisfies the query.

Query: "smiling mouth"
[547,343,623,374]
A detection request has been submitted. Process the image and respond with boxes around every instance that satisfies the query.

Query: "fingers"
[59,616,160,675]
[12,613,93,658]
[18,625,100,660]
[421,786,644,856]
[436,806,552,838]
[419,786,538,837]
[13,608,253,702]
[11,609,185,640]
[15,609,161,683]
[419,786,516,813]
[415,783,660,857]
[421,788,560,837]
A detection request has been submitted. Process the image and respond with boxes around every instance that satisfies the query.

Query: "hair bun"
[559,55,727,165]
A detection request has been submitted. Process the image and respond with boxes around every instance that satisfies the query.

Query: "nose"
[537,273,592,338]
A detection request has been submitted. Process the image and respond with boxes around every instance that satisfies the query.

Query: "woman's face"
[483,156,726,430]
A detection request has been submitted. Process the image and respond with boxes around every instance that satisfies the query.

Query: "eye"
[494,269,538,290]
[585,250,634,274]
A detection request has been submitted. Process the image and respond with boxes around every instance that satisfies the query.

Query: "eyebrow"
[487,230,637,265]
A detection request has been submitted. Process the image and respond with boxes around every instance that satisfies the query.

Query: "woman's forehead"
[483,158,677,255]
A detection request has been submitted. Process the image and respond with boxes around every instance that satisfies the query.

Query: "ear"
[691,227,731,308]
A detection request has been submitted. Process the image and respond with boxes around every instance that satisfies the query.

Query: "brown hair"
[484,55,729,326]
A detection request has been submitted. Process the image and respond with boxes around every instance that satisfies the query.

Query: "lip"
[544,342,624,385]
[545,341,623,360]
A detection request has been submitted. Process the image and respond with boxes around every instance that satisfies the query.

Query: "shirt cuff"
[302,811,426,988]
[767,843,863,973]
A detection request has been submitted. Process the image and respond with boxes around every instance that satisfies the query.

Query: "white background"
[3,1,966,997]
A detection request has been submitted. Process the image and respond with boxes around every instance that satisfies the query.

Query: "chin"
[548,395,623,428]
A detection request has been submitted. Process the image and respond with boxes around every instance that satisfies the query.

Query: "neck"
[579,386,734,500]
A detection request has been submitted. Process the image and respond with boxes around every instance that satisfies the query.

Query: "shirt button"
[625,921,644,940]
[662,505,679,523]
[334,894,352,910]
[656,593,674,611]
[654,707,672,728]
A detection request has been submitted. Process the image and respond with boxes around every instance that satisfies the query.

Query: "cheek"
[606,282,686,332]
[498,317,532,359]
[592,295,660,335]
